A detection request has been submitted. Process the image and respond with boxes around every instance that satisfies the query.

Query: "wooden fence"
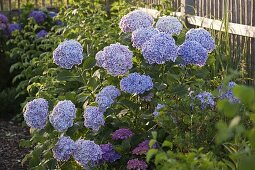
[144,0,255,85]
[0,0,69,11]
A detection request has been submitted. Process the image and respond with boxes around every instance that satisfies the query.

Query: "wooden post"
[8,0,11,11]
[0,0,3,11]
[42,0,45,7]
[18,0,21,9]
[35,0,38,7]
[181,0,195,15]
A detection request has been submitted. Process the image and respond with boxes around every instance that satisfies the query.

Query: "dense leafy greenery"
[2,0,255,169]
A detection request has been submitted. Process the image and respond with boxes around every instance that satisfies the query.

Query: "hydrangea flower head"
[8,23,21,34]
[120,72,153,94]
[83,106,105,131]
[53,40,84,69]
[131,27,159,49]
[95,85,120,111]
[23,98,48,129]
[178,40,208,66]
[29,10,47,24]
[142,33,178,64]
[185,28,215,52]
[73,140,102,168]
[132,140,151,155]
[0,23,7,31]
[49,100,77,132]
[36,30,48,38]
[0,13,8,24]
[99,85,121,100]
[119,9,154,33]
[112,128,133,140]
[95,43,133,76]
[127,159,148,170]
[196,92,215,110]
[218,81,240,103]
[153,104,165,116]
[52,136,76,161]
[156,16,183,35]
[100,144,121,163]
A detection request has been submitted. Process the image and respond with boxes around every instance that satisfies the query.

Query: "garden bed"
[0,121,29,170]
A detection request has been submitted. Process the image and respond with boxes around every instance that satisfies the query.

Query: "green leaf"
[162,140,173,149]
[82,56,96,70]
[146,149,158,162]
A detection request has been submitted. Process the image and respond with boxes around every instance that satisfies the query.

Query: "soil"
[0,121,30,170]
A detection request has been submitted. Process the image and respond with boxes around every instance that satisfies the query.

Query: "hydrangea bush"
[18,1,255,170]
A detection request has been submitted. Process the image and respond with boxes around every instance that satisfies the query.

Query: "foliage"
[4,0,254,169]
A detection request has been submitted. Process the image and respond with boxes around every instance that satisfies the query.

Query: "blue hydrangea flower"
[53,40,84,69]
[127,159,148,170]
[73,140,102,168]
[100,144,121,163]
[112,128,133,140]
[218,81,240,103]
[36,30,48,38]
[49,11,57,18]
[23,98,48,129]
[0,23,7,31]
[185,28,215,52]
[0,13,8,24]
[153,104,165,116]
[49,100,77,132]
[119,9,154,33]
[29,10,47,24]
[8,23,21,34]
[95,43,133,76]
[120,72,153,94]
[142,33,178,64]
[84,106,105,131]
[131,27,159,49]
[95,86,120,111]
[52,136,77,161]
[196,92,215,110]
[99,86,121,100]
[156,16,183,35]
[178,40,208,66]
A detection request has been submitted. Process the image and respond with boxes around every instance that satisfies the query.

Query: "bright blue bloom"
[156,16,183,35]
[131,27,159,49]
[95,43,133,76]
[29,10,47,24]
[49,100,77,132]
[95,86,120,111]
[23,98,48,129]
[185,28,215,52]
[142,33,178,64]
[36,29,48,38]
[178,40,208,66]
[53,136,76,161]
[218,81,240,103]
[119,9,154,33]
[73,140,102,168]
[0,13,8,24]
[153,104,165,116]
[120,72,153,94]
[84,106,105,131]
[8,23,21,34]
[100,144,121,163]
[196,92,215,110]
[53,40,84,69]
